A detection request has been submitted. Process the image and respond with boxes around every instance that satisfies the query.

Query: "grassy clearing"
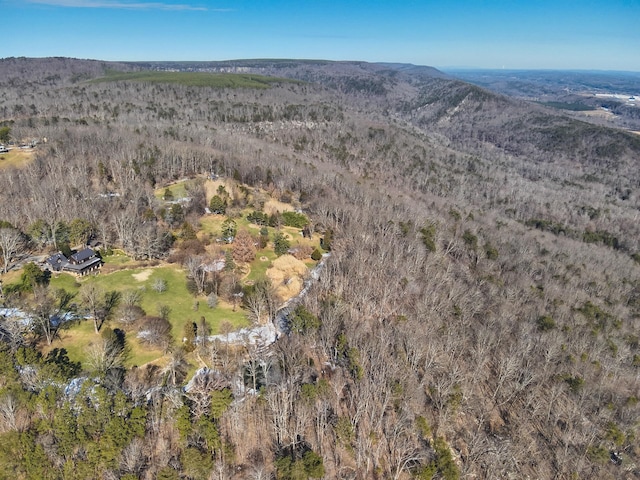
[198,215,226,238]
[47,263,250,366]
[154,181,189,200]
[50,265,250,337]
[267,255,309,301]
[92,70,298,89]
[45,320,96,365]
[539,101,596,112]
[264,198,294,215]
[0,268,23,285]
[245,250,276,283]
[44,320,166,367]
[0,148,34,170]
[48,272,80,291]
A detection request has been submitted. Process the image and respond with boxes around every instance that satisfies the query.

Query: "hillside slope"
[0,57,639,479]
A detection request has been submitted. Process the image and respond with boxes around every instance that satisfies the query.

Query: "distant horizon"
[3,0,639,71]
[4,56,640,75]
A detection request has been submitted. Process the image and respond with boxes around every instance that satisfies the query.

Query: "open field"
[264,198,294,215]
[0,268,22,285]
[154,181,189,200]
[47,262,250,366]
[42,320,165,368]
[50,264,250,336]
[0,148,35,169]
[539,101,596,111]
[91,70,299,88]
[580,109,616,119]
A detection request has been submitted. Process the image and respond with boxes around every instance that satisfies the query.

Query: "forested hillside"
[0,57,639,479]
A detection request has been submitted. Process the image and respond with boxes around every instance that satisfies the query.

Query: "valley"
[0,57,639,479]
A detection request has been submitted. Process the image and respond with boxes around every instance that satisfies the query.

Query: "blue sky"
[2,0,639,71]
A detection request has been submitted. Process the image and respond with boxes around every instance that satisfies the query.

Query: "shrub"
[564,375,585,394]
[282,211,309,228]
[525,218,571,236]
[183,322,197,352]
[178,222,197,241]
[259,226,269,248]
[275,449,325,480]
[432,436,460,480]
[311,248,323,261]
[232,230,257,263]
[582,229,620,249]
[207,292,218,309]
[586,445,609,464]
[117,304,146,326]
[484,241,499,260]
[290,305,321,334]
[420,223,437,252]
[321,228,333,251]
[292,245,313,260]
[152,278,168,293]
[221,218,237,241]
[20,262,50,291]
[247,210,268,225]
[537,315,556,332]
[462,230,478,251]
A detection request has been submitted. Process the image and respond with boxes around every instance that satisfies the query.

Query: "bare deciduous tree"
[0,227,24,274]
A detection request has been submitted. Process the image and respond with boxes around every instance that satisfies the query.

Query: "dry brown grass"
[263,198,294,215]
[0,269,22,284]
[132,269,153,282]
[204,178,228,202]
[0,148,35,170]
[266,254,308,301]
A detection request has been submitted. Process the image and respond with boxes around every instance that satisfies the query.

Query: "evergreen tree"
[209,195,227,214]
[273,231,290,256]
[221,218,237,241]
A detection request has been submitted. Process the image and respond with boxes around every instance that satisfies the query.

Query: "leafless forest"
[1,57,640,479]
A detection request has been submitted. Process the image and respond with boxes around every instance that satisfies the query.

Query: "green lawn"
[91,70,298,89]
[101,253,132,265]
[48,320,165,368]
[245,250,276,283]
[51,265,251,337]
[48,263,250,366]
[48,272,81,291]
[198,215,226,238]
[154,182,188,201]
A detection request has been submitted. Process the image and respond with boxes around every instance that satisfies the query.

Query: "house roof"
[46,252,67,269]
[45,248,102,274]
[70,248,95,263]
[63,256,102,272]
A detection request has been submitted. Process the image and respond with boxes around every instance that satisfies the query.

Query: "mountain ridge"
[0,56,639,479]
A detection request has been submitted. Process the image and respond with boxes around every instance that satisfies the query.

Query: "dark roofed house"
[44,248,102,276]
[46,252,68,272]
[70,248,97,265]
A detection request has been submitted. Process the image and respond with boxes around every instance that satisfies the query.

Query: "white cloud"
[24,0,232,11]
